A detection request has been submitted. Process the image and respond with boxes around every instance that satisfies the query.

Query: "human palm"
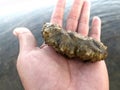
[14,0,109,90]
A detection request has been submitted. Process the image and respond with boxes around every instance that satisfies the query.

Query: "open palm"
[14,0,109,90]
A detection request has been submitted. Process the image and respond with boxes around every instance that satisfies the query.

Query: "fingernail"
[13,27,29,36]
[94,16,101,21]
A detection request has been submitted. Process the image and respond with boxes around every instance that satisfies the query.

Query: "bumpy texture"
[42,23,108,62]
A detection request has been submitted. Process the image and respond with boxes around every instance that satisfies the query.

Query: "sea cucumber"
[42,23,108,62]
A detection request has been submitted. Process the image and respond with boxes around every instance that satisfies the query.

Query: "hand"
[13,0,109,90]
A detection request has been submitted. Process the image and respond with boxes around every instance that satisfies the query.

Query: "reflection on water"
[0,0,120,90]
[0,0,57,17]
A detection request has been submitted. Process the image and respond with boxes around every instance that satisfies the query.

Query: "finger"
[50,0,66,26]
[77,0,90,36]
[90,16,101,41]
[66,0,83,31]
[13,27,37,53]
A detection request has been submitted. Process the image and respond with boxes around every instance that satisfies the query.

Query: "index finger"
[50,0,66,26]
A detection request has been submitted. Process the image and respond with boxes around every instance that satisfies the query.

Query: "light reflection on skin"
[0,0,57,17]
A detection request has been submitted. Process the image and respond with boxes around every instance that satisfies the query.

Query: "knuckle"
[52,15,62,21]
[68,15,79,21]
[79,17,88,25]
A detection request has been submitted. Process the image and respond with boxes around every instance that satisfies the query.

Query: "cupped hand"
[13,0,109,90]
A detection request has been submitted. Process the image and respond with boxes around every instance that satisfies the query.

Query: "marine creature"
[42,23,108,62]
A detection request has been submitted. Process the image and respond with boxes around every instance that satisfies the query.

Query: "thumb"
[13,27,37,53]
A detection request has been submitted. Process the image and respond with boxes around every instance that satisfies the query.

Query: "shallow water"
[0,0,120,90]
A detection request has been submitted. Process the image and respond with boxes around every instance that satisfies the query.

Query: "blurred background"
[0,0,57,16]
[0,0,120,90]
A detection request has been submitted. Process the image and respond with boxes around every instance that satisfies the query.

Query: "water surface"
[0,0,120,90]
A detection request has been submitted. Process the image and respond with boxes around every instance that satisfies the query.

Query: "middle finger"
[66,0,84,31]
